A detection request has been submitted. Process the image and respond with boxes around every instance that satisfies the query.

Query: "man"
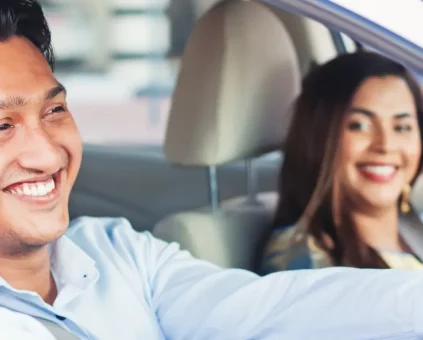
[0,1,422,339]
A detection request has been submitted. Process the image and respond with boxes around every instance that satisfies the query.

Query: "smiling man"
[2,1,423,340]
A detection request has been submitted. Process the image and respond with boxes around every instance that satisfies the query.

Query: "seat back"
[155,193,278,269]
[154,0,300,270]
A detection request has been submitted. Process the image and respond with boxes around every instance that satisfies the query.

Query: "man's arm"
[118,222,422,339]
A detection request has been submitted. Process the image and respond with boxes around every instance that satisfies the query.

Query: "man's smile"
[2,171,62,205]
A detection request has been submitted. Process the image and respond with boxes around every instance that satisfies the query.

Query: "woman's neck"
[351,208,403,252]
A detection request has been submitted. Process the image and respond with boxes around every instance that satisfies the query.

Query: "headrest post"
[207,166,219,211]
[246,159,259,205]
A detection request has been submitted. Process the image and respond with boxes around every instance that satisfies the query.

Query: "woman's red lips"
[357,164,397,183]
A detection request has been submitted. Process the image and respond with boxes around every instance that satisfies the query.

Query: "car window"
[329,0,423,49]
[42,0,221,145]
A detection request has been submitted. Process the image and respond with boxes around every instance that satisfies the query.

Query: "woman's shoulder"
[261,224,333,274]
[261,225,312,274]
[265,225,297,253]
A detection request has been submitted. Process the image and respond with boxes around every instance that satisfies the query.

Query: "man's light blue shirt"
[0,216,423,339]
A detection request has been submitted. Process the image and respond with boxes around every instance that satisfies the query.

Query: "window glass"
[339,33,357,53]
[329,0,423,49]
[41,0,221,145]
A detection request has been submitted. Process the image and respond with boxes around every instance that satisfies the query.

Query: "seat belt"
[34,317,80,340]
[399,211,423,262]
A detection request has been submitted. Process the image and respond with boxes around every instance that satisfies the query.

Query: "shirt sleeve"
[126,225,423,339]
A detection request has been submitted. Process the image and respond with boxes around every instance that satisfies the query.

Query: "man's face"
[0,36,82,254]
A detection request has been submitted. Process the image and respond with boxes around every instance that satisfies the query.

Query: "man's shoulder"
[65,216,156,250]
[62,216,181,277]
[68,216,133,233]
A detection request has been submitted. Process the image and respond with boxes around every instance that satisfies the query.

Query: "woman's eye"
[394,125,412,132]
[0,123,14,131]
[347,121,369,131]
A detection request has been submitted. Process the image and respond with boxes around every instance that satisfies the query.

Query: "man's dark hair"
[0,0,54,69]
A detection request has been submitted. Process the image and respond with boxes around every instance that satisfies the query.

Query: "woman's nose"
[371,129,397,154]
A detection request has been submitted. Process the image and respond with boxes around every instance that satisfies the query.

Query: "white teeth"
[7,177,56,197]
[23,184,32,196]
[362,165,396,176]
[46,181,54,193]
[31,186,38,196]
[38,185,47,196]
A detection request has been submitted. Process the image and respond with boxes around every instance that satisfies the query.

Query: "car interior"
[66,0,423,273]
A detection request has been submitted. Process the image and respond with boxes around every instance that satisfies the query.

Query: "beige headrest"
[165,0,301,166]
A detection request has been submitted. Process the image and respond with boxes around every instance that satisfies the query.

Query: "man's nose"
[17,126,63,174]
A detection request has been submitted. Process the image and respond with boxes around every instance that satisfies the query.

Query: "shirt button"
[55,315,66,321]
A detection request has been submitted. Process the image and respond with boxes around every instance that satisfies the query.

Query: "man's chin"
[12,228,68,256]
[0,225,67,257]
[18,211,70,246]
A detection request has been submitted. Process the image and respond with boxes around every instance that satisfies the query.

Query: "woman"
[260,52,423,274]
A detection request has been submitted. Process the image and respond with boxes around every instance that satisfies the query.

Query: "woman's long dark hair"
[273,52,423,268]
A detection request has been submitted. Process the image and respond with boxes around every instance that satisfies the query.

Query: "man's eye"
[47,106,65,114]
[0,123,13,131]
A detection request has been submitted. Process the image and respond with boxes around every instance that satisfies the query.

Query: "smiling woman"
[260,51,423,273]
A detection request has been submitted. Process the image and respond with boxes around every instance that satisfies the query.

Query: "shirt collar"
[0,234,99,306]
[50,234,99,292]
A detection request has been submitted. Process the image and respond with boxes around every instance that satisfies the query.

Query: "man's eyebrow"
[46,82,67,100]
[0,83,67,111]
[0,96,28,110]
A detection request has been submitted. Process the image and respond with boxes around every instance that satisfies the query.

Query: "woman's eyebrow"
[347,107,375,117]
[348,107,412,119]
[393,112,411,119]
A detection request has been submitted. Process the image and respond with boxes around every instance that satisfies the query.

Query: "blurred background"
[39,0,423,232]
[40,0,220,145]
[40,0,423,147]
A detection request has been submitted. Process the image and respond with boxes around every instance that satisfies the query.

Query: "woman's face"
[338,75,421,211]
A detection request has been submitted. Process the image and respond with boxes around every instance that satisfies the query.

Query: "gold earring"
[400,184,411,214]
